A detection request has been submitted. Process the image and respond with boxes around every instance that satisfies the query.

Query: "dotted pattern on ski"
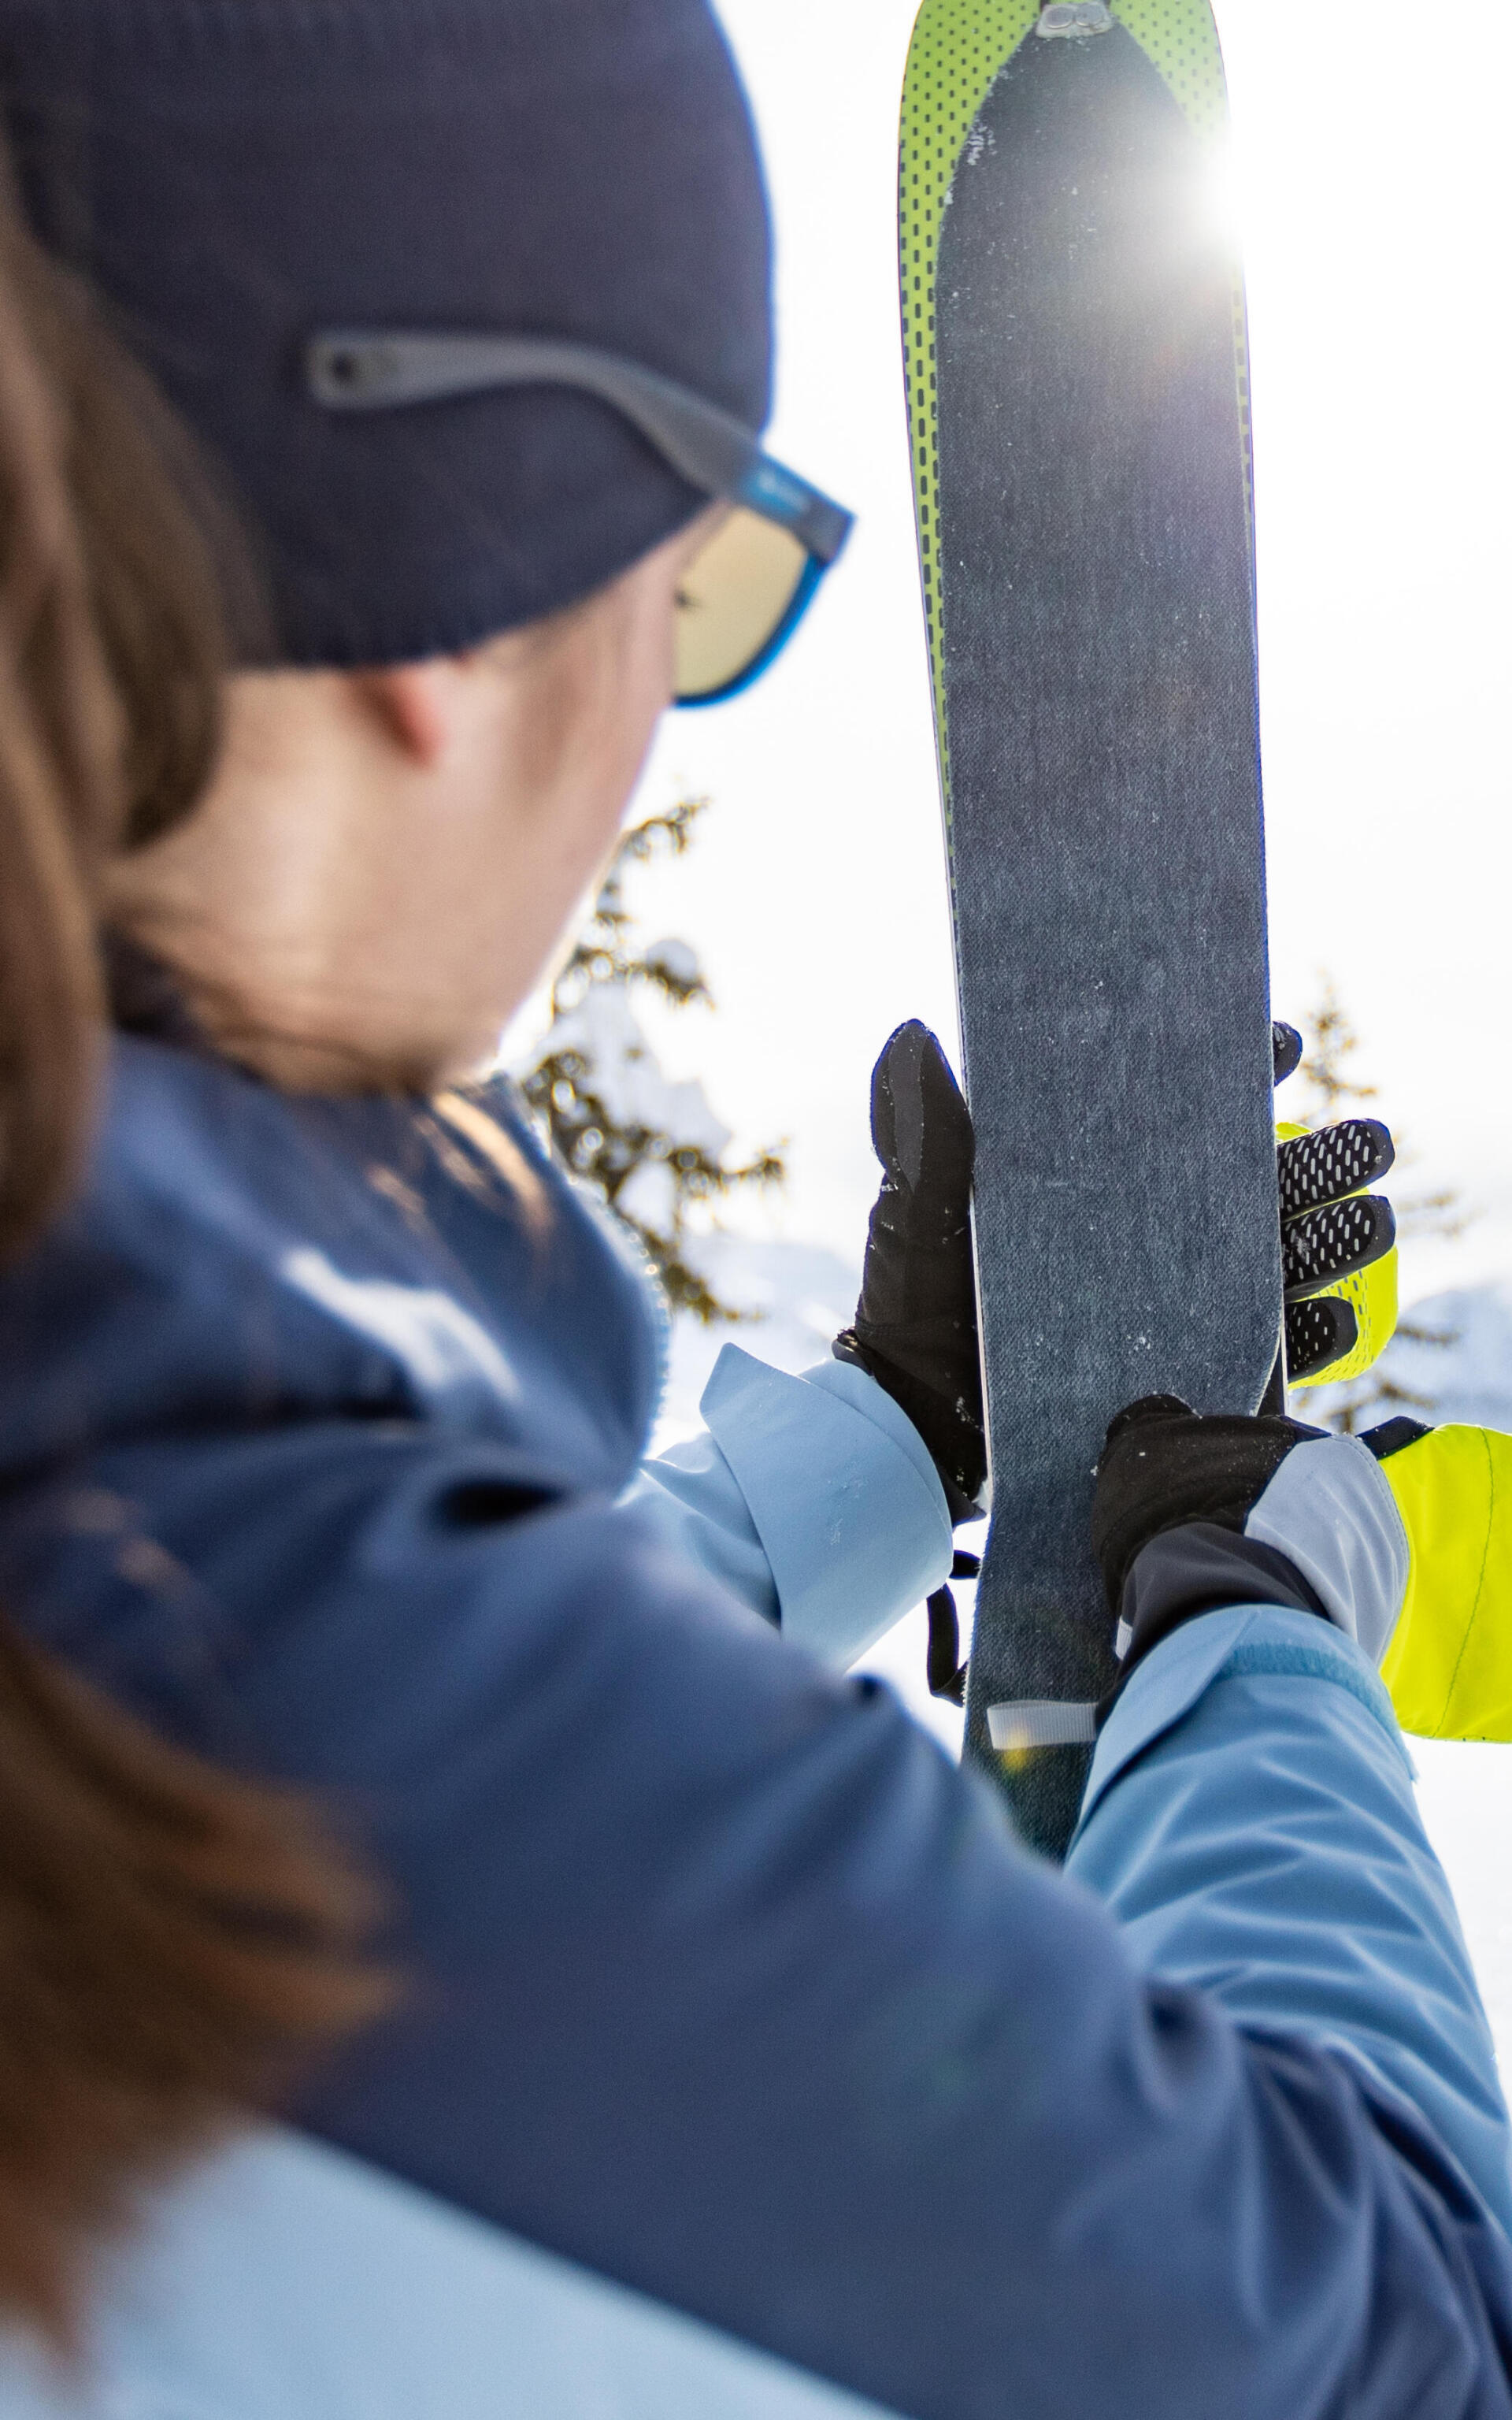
[1113,0,1225,139]
[899,0,1246,821]
[899,0,1039,810]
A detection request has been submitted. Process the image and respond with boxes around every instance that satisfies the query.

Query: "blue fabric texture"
[625,1349,951,1656]
[2,1034,1512,2418]
[622,1412,779,1624]
[0,0,771,666]
[1072,1603,1512,2241]
[0,2129,897,2420]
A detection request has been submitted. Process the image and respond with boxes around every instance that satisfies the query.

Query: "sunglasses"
[306,330,854,707]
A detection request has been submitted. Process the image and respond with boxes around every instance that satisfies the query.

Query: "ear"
[350,659,465,768]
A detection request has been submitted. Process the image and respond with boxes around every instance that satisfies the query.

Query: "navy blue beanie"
[0,0,773,666]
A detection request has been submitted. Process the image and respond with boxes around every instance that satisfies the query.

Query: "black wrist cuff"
[1098,1520,1329,1724]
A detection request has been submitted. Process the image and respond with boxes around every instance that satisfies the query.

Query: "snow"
[614,1157,679,1238]
[1332,1284,1512,2073]
[644,937,702,987]
[539,982,732,1159]
[1373,1286,1512,1431]
[1413,1740,1512,2066]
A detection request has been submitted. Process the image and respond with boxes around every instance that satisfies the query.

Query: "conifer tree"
[1293,976,1467,1432]
[517,797,785,1322]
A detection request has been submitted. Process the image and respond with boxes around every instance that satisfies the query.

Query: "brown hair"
[0,179,387,2342]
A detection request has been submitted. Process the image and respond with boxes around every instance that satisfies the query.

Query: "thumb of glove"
[836,1022,984,1517]
[869,1019,974,1236]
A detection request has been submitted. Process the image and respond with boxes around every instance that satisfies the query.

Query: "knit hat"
[0,0,773,665]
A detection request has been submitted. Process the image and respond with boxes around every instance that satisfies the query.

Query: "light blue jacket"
[624,1343,955,1666]
[1,1038,1509,2418]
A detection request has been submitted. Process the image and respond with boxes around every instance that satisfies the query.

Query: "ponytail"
[0,175,388,2344]
[0,192,113,1256]
[0,1628,390,2341]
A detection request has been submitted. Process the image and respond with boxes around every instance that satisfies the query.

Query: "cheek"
[582,569,680,804]
[614,567,680,748]
[545,652,664,893]
[519,534,689,897]
[564,772,636,889]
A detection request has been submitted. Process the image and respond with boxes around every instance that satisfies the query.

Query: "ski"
[899,0,1280,1854]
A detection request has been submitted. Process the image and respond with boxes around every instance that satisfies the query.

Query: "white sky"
[565,0,1512,1316]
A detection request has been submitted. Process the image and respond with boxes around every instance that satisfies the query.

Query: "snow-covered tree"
[1293,976,1469,1432]
[517,798,784,1323]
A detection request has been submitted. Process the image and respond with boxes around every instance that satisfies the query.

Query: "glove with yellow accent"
[1270,1019,1398,1389]
[1090,1395,1512,1741]
[839,1020,1405,1705]
[1091,1394,1399,1706]
[836,1019,1400,1512]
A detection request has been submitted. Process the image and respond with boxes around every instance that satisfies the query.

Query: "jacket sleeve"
[1069,1602,1512,2239]
[11,1420,1512,2420]
[622,1343,954,1665]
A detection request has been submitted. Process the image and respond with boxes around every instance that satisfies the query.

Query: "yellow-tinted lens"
[674,507,810,703]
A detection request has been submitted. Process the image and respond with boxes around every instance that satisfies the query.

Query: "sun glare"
[1196,132,1245,255]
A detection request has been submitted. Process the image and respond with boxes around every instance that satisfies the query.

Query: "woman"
[1,5,1511,2416]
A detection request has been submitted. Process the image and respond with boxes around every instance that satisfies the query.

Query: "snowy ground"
[659,1252,1512,2071]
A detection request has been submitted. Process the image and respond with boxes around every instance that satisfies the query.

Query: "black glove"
[1270,1019,1396,1385]
[833,1021,985,1524]
[837,1020,1399,1705]
[1091,1393,1332,1701]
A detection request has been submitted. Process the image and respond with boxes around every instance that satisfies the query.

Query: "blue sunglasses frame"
[306,330,854,706]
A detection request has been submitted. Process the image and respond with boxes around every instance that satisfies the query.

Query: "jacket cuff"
[1244,1432,1409,1665]
[1113,1521,1326,1688]
[1077,1602,1405,1842]
[700,1345,953,1668]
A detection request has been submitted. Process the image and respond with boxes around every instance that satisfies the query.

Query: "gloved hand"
[1090,1392,1409,1704]
[833,1023,984,1524]
[835,1019,1403,1531]
[1089,1392,1512,1740]
[1271,1019,1399,1387]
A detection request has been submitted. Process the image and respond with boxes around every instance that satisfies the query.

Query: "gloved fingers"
[845,1022,984,1515]
[1289,1245,1399,1391]
[869,1022,973,1208]
[1271,1019,1303,1085]
[1284,1294,1358,1383]
[1091,1394,1314,1610]
[1101,1390,1195,1450]
[1277,1117,1395,1218]
[1274,1111,1399,1389]
[1282,1191,1396,1300]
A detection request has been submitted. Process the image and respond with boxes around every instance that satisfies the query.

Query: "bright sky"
[597,0,1512,1317]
